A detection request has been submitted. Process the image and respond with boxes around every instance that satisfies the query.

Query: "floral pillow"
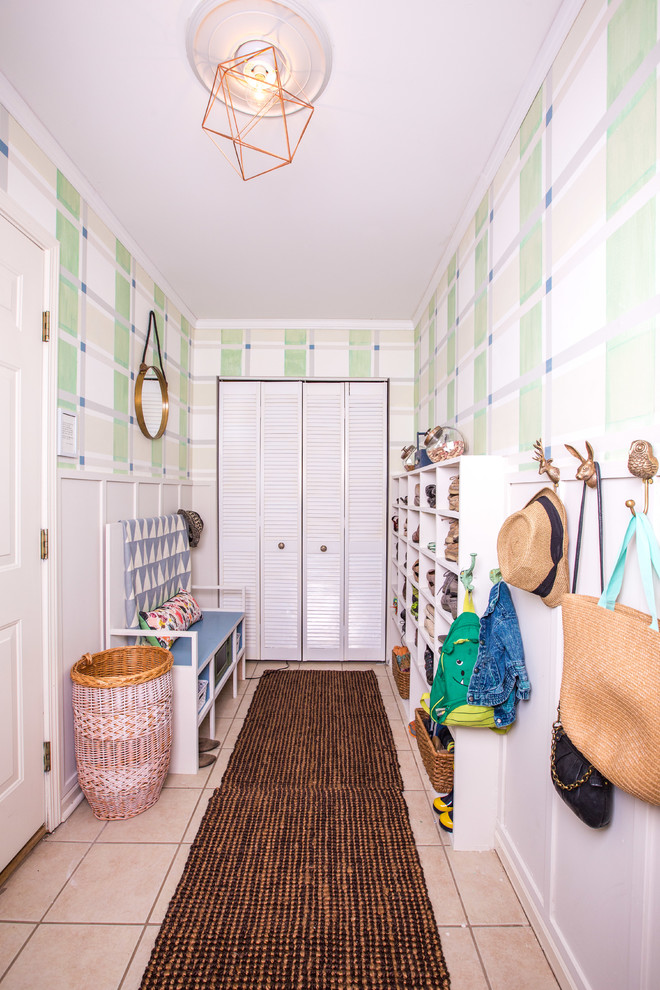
[138,589,202,648]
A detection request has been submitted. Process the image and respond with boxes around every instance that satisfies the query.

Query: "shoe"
[435,725,455,752]
[433,791,453,815]
[436,808,453,833]
[198,752,217,768]
[198,737,220,753]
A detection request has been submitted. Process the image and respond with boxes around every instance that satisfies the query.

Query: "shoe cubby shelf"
[388,454,507,851]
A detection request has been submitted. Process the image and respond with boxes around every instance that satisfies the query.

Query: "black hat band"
[531,495,564,598]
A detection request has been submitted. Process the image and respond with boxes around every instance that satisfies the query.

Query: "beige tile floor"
[0,661,559,990]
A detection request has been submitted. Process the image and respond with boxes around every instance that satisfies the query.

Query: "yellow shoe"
[436,808,453,833]
[433,791,453,815]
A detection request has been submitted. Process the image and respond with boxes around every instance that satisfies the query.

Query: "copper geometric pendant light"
[202,44,314,180]
[188,0,332,181]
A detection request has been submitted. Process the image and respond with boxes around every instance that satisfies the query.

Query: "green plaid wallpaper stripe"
[414,0,659,466]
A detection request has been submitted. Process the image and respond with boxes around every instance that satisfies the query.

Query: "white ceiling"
[0,0,577,323]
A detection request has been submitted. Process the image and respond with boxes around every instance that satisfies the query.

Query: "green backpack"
[430,592,496,728]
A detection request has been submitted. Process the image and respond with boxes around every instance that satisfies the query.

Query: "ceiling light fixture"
[187,0,332,181]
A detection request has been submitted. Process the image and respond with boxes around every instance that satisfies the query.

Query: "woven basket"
[71,646,174,820]
[391,646,410,699]
[414,708,454,792]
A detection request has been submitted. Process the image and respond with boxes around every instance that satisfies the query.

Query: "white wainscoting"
[495,470,660,990]
[57,472,214,820]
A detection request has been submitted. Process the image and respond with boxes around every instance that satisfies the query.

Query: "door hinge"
[40,529,49,560]
[43,741,51,773]
[42,311,50,342]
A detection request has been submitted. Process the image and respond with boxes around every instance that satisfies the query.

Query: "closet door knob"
[320,545,327,552]
[278,542,285,549]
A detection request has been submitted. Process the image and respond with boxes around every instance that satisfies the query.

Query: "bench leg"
[208,694,216,744]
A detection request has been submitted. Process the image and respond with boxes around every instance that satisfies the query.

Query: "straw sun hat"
[496,487,569,608]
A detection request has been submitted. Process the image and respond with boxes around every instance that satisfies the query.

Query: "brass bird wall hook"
[532,439,560,487]
[626,439,659,516]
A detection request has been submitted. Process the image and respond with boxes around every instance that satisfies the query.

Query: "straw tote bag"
[560,509,660,807]
[551,463,612,829]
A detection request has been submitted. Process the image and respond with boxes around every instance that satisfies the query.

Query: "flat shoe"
[198,752,217,768]
[198,737,220,752]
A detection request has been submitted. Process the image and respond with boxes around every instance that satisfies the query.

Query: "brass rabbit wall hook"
[565,441,597,488]
[532,439,560,487]
[626,439,659,516]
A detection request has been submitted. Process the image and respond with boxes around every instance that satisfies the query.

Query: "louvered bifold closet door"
[218,380,260,658]
[303,382,345,660]
[261,381,303,661]
[345,381,387,660]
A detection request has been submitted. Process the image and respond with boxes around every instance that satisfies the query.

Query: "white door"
[260,381,302,660]
[303,381,345,660]
[345,381,387,660]
[218,379,388,664]
[0,214,46,870]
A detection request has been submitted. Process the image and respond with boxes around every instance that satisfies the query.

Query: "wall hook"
[460,553,477,593]
[626,439,659,516]
[532,439,560,487]
[565,441,597,488]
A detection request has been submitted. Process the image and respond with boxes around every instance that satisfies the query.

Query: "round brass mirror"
[135,364,169,439]
[135,310,169,439]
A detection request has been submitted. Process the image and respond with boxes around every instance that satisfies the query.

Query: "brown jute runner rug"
[140,669,451,989]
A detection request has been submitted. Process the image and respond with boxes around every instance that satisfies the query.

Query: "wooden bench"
[105,513,245,774]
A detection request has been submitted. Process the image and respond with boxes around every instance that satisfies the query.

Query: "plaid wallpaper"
[0,104,193,479]
[4,0,653,485]
[190,325,415,481]
[414,0,660,469]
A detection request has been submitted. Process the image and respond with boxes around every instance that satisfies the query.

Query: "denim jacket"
[467,581,530,727]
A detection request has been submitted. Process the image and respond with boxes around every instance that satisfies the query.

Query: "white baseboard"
[59,783,84,825]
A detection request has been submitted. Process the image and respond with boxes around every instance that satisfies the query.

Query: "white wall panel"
[497,472,660,990]
[218,381,259,656]
[59,477,103,800]
[345,381,387,659]
[162,484,180,515]
[189,480,218,608]
[137,482,161,518]
[105,480,135,522]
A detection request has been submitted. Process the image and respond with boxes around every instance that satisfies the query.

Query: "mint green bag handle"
[598,511,660,631]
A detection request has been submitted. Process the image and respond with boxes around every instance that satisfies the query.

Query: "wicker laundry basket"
[71,646,174,820]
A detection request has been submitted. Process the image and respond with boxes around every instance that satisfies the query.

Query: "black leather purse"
[551,717,612,828]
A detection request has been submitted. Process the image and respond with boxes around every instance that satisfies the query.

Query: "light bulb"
[244,58,277,101]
